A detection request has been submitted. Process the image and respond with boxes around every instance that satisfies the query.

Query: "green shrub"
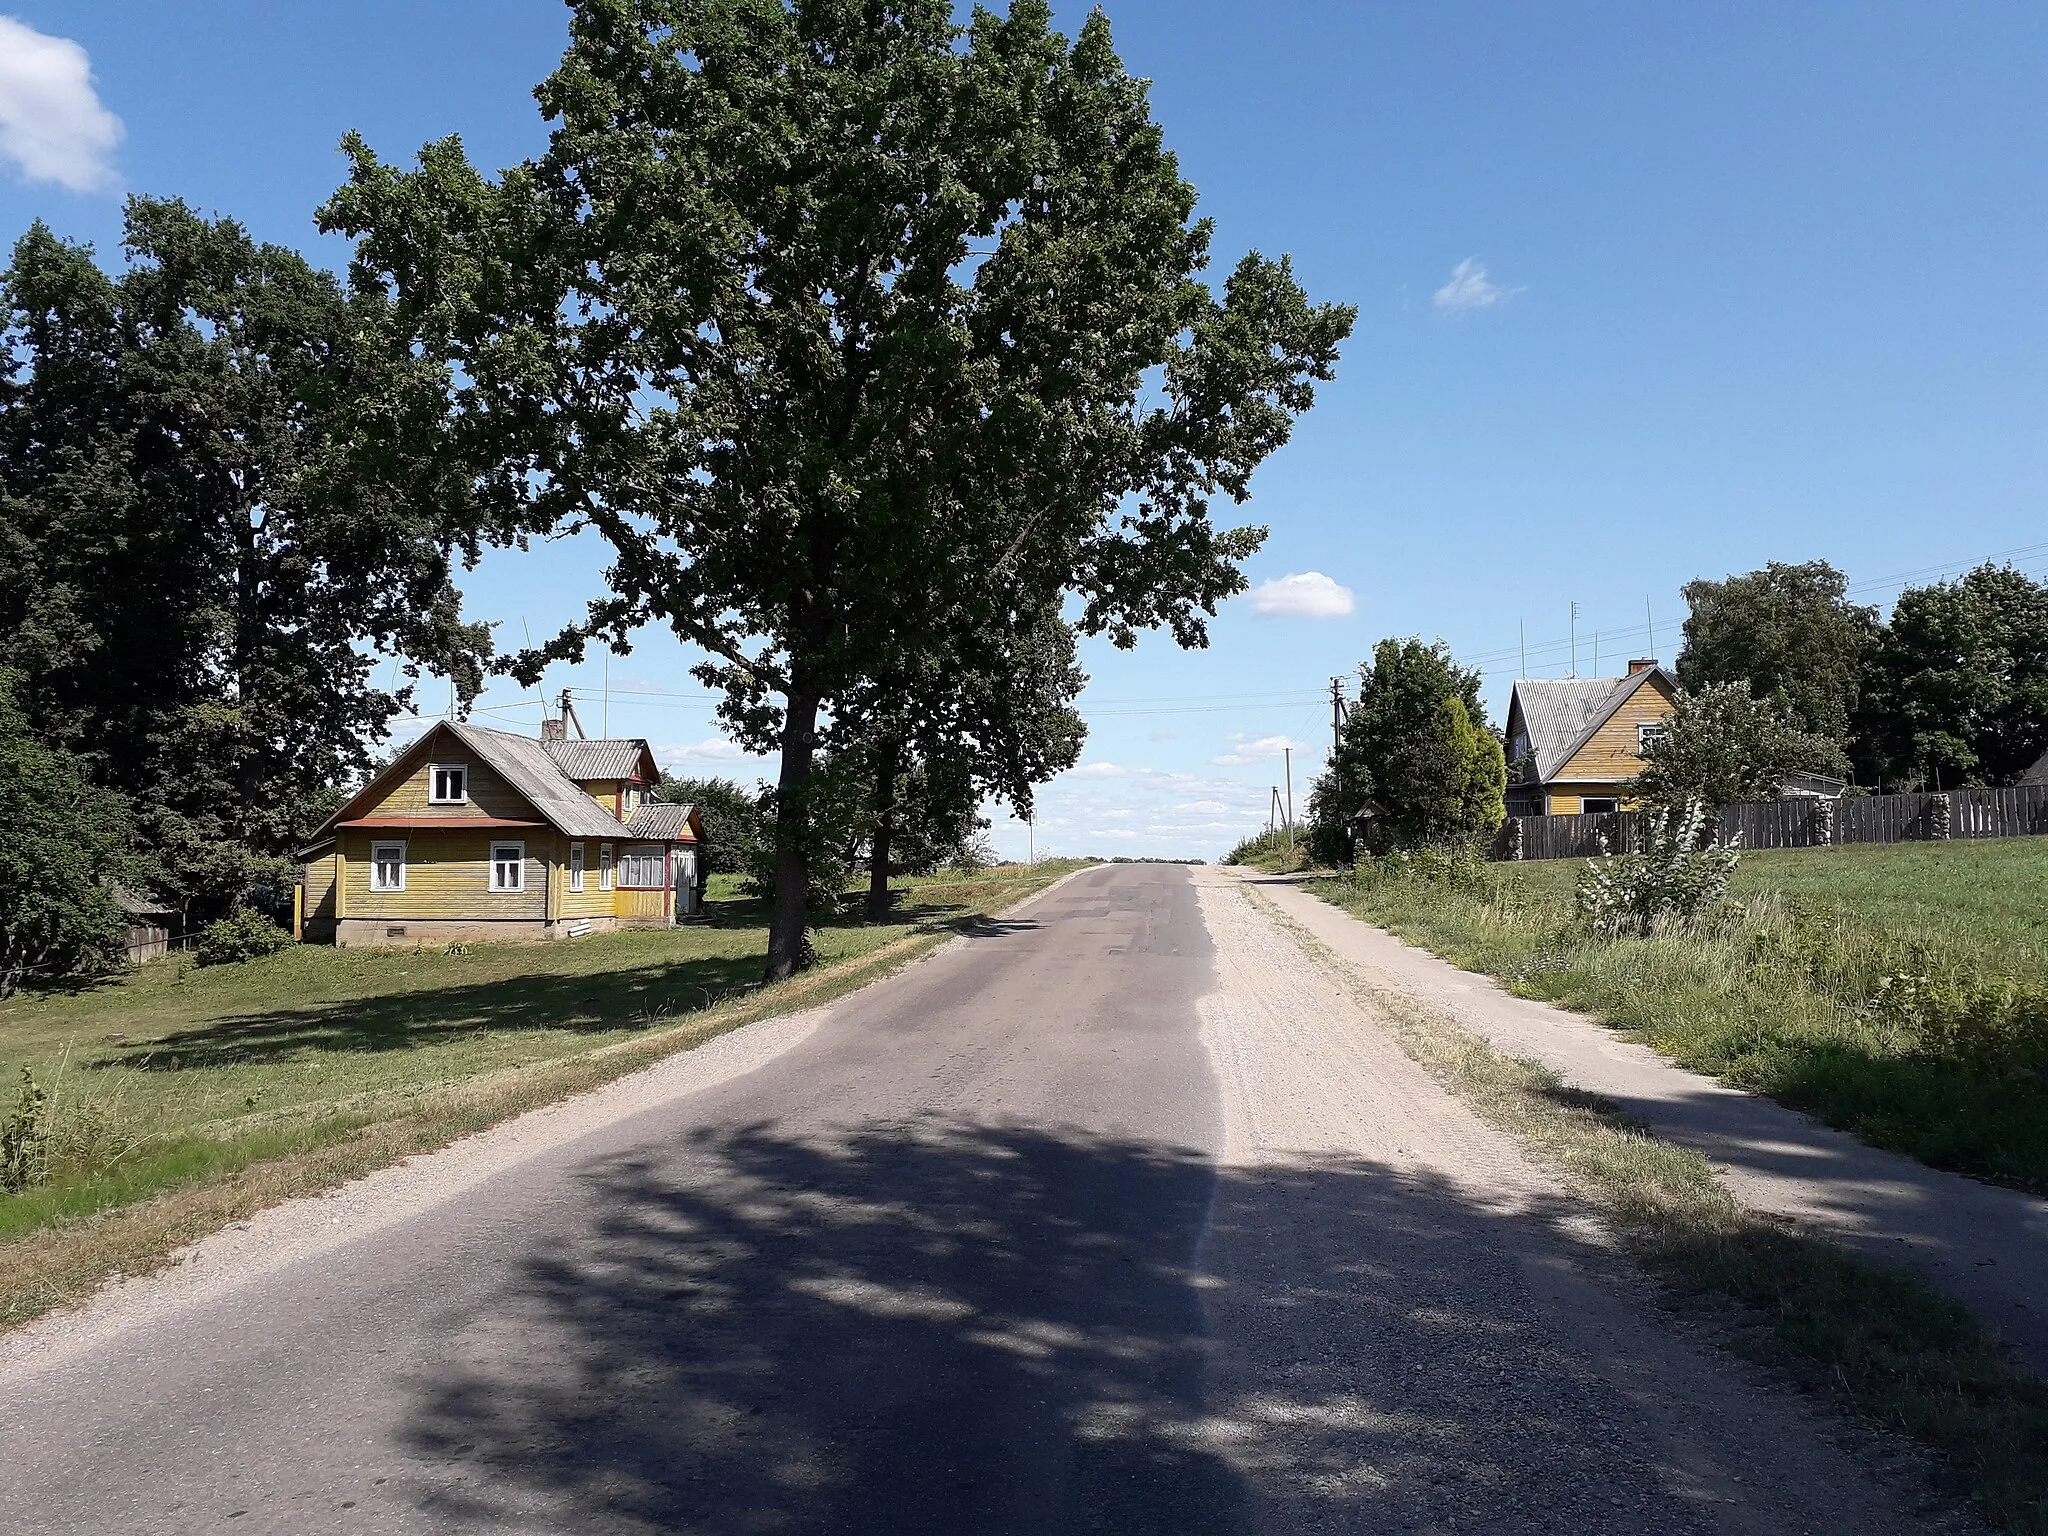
[1575,800,1739,937]
[0,1067,48,1193]
[194,907,294,967]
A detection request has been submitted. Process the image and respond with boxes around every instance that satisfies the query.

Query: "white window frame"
[429,763,469,804]
[370,840,407,893]
[618,843,667,889]
[1636,722,1668,754]
[490,841,526,893]
[599,842,614,891]
[569,842,586,893]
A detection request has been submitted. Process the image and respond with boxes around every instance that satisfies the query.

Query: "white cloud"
[1249,571,1355,619]
[657,736,751,764]
[1211,734,1311,767]
[1433,257,1518,313]
[0,19,122,193]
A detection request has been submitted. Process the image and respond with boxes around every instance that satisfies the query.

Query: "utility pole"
[1027,815,1035,866]
[1269,786,1283,833]
[1329,676,1346,801]
[1569,601,1580,678]
[1283,746,1295,846]
[1519,618,1527,678]
[603,649,611,737]
[1645,596,1656,662]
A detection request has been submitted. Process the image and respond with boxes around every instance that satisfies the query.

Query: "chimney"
[1627,658,1657,676]
[541,717,567,745]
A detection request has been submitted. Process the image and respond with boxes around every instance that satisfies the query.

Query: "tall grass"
[1222,828,1309,872]
[1312,839,2048,1193]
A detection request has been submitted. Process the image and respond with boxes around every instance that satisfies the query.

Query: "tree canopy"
[1632,682,1847,809]
[1675,561,1877,750]
[1855,563,2048,788]
[1307,639,1505,856]
[0,198,491,919]
[322,0,1353,975]
[0,673,132,997]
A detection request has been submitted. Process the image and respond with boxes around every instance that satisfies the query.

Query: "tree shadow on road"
[394,1121,1745,1535]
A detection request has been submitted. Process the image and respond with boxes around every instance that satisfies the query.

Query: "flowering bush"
[1575,799,1739,938]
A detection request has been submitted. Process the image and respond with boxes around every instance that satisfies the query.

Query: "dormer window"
[430,764,468,804]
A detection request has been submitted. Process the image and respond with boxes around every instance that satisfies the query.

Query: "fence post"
[1812,796,1836,847]
[1505,817,1524,861]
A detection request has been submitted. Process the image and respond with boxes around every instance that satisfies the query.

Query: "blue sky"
[7,2,2047,858]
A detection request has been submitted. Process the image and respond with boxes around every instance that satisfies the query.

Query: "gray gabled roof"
[450,724,635,839]
[2023,748,2048,786]
[545,738,655,782]
[625,801,697,841]
[1509,668,1674,783]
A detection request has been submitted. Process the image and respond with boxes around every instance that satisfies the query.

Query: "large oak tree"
[325,0,1353,976]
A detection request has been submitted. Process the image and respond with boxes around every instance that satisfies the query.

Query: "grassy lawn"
[0,861,1087,1326]
[1306,837,2048,1193]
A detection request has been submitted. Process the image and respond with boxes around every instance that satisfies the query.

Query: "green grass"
[1306,837,2048,1193]
[1250,886,2048,1533]
[1221,827,1311,873]
[0,861,1087,1323]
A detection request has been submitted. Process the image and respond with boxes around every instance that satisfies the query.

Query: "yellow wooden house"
[298,720,706,948]
[1502,661,1677,816]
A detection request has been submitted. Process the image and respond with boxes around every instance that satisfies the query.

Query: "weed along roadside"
[1244,884,2048,1533]
[0,862,1088,1331]
[1296,837,2048,1195]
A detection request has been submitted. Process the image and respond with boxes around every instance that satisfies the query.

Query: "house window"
[430,764,469,804]
[569,842,586,893]
[617,843,667,889]
[1582,797,1621,815]
[1636,722,1668,754]
[371,841,406,892]
[491,842,525,892]
[599,843,614,891]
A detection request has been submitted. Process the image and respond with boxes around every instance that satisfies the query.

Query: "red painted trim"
[337,817,547,830]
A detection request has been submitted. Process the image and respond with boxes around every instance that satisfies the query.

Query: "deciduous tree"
[1632,682,1846,809]
[1676,561,1877,750]
[0,675,131,996]
[0,200,491,920]
[322,0,1352,976]
[1308,639,1504,856]
[1854,564,2048,788]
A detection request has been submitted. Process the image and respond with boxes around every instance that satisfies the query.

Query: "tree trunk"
[865,736,902,922]
[763,675,822,982]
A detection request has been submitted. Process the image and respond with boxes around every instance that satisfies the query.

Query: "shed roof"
[1509,668,1674,783]
[545,738,656,782]
[2023,748,2048,786]
[625,801,698,841]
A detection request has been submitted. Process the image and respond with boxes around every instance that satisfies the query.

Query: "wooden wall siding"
[338,830,547,920]
[558,840,616,920]
[306,855,339,920]
[617,888,668,921]
[1553,678,1676,784]
[582,780,622,816]
[1499,783,2048,861]
[358,755,537,823]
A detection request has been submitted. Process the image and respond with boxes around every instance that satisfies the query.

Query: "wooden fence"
[1498,783,2048,862]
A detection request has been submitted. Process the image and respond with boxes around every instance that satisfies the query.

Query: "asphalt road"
[0,865,1970,1534]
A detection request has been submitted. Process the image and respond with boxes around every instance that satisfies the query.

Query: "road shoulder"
[1186,866,1971,1534]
